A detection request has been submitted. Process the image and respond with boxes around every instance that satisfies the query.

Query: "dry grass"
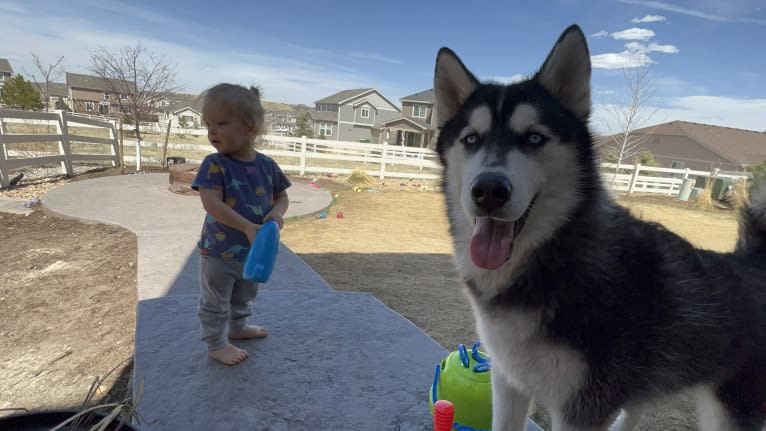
[345,168,374,186]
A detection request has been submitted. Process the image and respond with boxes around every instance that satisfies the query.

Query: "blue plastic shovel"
[243,220,280,283]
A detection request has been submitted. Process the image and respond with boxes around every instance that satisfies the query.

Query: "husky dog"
[433,25,766,431]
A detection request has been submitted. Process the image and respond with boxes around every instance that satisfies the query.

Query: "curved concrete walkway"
[43,173,333,300]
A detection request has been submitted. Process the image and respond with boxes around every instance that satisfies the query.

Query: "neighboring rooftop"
[401,89,434,103]
[0,58,13,74]
[66,72,135,93]
[314,88,373,105]
[630,120,766,166]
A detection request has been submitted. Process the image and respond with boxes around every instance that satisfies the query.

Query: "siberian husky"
[433,24,766,431]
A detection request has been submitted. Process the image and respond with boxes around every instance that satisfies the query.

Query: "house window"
[85,101,95,111]
[360,108,370,119]
[104,92,110,101]
[319,122,332,137]
[99,102,110,115]
[671,161,685,169]
[120,93,128,100]
[413,105,427,118]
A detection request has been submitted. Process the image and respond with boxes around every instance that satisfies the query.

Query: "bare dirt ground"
[0,168,740,430]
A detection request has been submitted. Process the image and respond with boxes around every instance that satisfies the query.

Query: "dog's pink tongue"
[470,217,513,270]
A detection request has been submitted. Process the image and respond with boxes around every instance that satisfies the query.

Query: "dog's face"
[434,25,595,280]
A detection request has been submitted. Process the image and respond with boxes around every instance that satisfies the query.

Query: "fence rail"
[0,108,120,187]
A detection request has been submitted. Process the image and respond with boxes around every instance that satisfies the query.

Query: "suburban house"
[598,121,766,172]
[66,72,135,117]
[381,88,437,149]
[35,82,69,110]
[309,88,401,142]
[157,93,202,127]
[0,58,14,100]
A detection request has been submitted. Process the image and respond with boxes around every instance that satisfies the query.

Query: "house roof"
[611,120,766,167]
[167,97,204,115]
[0,58,13,74]
[315,88,373,104]
[35,82,68,97]
[308,110,337,122]
[381,116,428,130]
[401,89,434,104]
[66,72,135,93]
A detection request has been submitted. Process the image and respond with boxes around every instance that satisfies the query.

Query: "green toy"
[428,341,492,431]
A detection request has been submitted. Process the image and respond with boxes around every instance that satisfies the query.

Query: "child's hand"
[264,210,284,230]
[244,223,259,243]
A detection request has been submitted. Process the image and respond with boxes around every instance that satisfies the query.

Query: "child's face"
[203,102,256,157]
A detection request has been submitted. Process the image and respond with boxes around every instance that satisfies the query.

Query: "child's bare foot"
[208,343,249,365]
[228,325,268,340]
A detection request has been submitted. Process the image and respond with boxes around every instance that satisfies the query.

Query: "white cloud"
[349,52,403,65]
[632,14,667,23]
[591,30,609,38]
[590,52,654,69]
[625,41,679,54]
[612,27,656,40]
[484,74,526,84]
[592,96,766,135]
[647,42,679,53]
[617,0,766,26]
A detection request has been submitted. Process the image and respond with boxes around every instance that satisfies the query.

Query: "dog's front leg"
[492,370,532,431]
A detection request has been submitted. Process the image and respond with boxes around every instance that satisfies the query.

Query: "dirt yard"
[0,168,741,430]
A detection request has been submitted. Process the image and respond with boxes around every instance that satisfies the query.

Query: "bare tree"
[25,53,64,112]
[602,60,658,190]
[88,43,179,141]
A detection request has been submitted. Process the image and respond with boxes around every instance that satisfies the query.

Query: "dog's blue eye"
[528,132,545,144]
[462,134,478,145]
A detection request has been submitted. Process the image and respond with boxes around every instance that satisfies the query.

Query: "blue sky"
[1,0,764,133]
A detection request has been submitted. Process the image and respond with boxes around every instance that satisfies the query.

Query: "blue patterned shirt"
[192,152,291,260]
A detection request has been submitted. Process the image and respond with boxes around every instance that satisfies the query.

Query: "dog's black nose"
[471,173,512,211]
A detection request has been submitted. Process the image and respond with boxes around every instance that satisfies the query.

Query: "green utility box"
[711,177,733,201]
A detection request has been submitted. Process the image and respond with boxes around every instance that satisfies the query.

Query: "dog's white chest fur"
[471,300,587,410]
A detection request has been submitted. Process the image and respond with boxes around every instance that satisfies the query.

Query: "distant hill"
[262,100,296,112]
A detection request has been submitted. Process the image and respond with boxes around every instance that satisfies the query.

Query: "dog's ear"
[535,25,591,120]
[434,48,479,128]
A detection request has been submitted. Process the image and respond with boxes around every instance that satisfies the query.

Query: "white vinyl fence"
[0,109,120,187]
[600,163,749,195]
[0,114,751,198]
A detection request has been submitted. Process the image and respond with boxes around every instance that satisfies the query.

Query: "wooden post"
[119,120,125,175]
[161,119,172,168]
[628,163,641,194]
[300,135,307,176]
[57,111,73,177]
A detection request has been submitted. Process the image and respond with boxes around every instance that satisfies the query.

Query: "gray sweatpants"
[198,255,260,351]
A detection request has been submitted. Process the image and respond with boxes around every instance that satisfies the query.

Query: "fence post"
[136,138,142,171]
[711,168,720,178]
[300,136,307,176]
[380,140,388,179]
[119,120,125,175]
[682,168,690,179]
[58,111,73,176]
[0,113,7,187]
[628,163,641,194]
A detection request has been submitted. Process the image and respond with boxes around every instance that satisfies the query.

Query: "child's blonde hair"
[201,83,265,135]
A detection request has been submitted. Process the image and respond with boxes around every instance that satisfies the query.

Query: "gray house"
[309,88,400,142]
[0,58,14,100]
[597,120,766,171]
[381,88,437,149]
